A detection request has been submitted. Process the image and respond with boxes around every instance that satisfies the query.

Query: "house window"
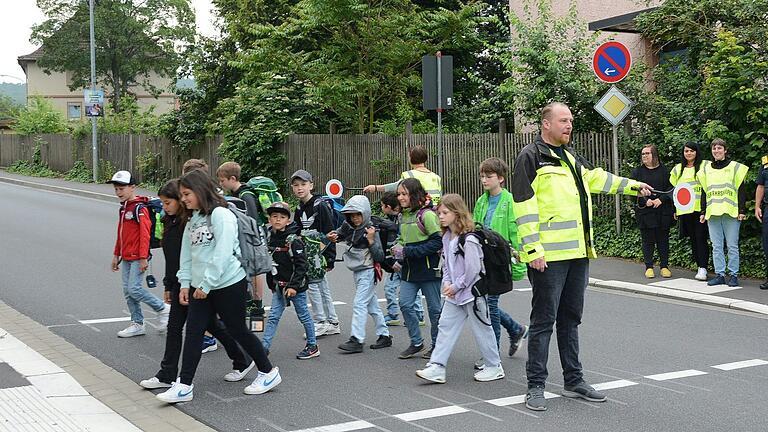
[67,103,82,120]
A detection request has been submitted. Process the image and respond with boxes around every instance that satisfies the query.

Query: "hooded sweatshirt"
[177,206,246,294]
[442,232,483,306]
[335,195,384,272]
[113,196,151,260]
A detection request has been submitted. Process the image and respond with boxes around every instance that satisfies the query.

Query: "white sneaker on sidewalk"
[416,363,446,383]
[139,377,172,389]
[117,322,146,338]
[224,361,255,382]
[695,268,708,281]
[243,367,282,395]
[474,365,505,382]
[156,379,193,403]
[157,303,171,332]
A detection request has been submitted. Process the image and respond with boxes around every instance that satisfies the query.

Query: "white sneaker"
[416,363,446,384]
[157,303,171,332]
[695,268,708,281]
[224,361,255,382]
[139,377,172,389]
[244,367,282,395]
[156,379,193,403]
[117,322,146,338]
[324,322,341,335]
[314,322,329,337]
[474,365,505,382]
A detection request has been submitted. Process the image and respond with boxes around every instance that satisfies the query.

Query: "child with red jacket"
[109,171,170,338]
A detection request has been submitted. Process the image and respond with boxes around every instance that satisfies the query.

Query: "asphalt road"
[2,181,768,432]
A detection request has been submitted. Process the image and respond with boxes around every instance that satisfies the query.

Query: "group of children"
[108,148,531,404]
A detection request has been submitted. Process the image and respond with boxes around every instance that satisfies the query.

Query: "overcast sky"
[0,0,217,83]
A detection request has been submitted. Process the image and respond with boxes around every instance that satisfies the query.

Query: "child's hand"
[179,288,190,305]
[391,244,404,260]
[163,291,172,303]
[365,226,376,244]
[111,256,120,272]
[139,258,149,272]
[285,288,297,297]
[193,289,208,300]
[327,231,338,243]
[442,283,455,298]
[392,262,402,272]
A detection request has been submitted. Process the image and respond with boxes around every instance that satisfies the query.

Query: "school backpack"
[133,198,164,250]
[208,203,272,277]
[371,215,399,273]
[319,196,346,230]
[301,229,328,283]
[457,225,514,298]
[243,176,283,224]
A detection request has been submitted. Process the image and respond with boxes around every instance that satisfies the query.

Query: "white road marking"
[648,278,740,294]
[515,288,532,292]
[645,369,708,381]
[289,420,375,432]
[393,405,469,421]
[78,317,131,325]
[711,359,768,371]
[486,391,559,407]
[592,380,638,391]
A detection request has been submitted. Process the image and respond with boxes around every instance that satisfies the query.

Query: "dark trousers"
[156,288,250,384]
[526,258,588,388]
[641,227,670,268]
[680,213,709,268]
[180,279,272,385]
[762,205,768,276]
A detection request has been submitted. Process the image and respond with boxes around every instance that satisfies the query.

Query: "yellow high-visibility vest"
[697,160,748,219]
[400,169,442,202]
[669,163,703,215]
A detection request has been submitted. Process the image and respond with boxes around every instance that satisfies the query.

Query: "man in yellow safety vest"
[697,138,749,287]
[511,102,651,412]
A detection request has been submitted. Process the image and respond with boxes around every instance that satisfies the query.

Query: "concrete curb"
[589,278,768,316]
[0,175,117,203]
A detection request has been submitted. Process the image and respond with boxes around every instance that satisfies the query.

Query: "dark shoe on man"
[369,335,393,349]
[338,337,363,353]
[398,344,424,359]
[707,274,726,286]
[421,346,434,359]
[509,325,529,357]
[562,381,607,402]
[525,386,547,411]
[727,275,740,287]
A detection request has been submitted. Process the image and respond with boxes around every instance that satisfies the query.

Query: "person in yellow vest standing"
[511,102,651,412]
[669,142,709,281]
[363,145,442,204]
[756,155,768,290]
[697,138,749,287]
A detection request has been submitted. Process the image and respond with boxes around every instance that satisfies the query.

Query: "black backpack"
[133,198,164,250]
[457,225,514,325]
[371,215,399,273]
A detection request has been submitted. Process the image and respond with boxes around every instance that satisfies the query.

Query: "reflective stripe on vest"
[404,170,442,197]
[516,214,539,225]
[540,220,578,231]
[542,240,581,251]
[702,162,746,219]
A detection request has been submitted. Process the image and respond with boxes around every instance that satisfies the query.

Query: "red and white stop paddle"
[325,179,344,198]
[672,183,695,212]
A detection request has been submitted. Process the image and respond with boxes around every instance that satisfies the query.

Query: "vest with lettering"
[697,160,748,219]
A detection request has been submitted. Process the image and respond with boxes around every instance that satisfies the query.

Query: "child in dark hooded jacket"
[328,195,392,353]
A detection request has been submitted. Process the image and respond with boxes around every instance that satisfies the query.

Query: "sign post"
[88,0,98,182]
[422,53,453,179]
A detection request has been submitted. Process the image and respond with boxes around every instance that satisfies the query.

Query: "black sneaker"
[760,280,768,290]
[508,325,529,357]
[297,344,319,360]
[421,346,433,359]
[369,335,392,349]
[398,344,424,359]
[562,381,607,402]
[727,275,740,287]
[338,337,363,353]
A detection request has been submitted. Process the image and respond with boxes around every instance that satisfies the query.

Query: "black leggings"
[641,227,670,268]
[180,279,272,385]
[156,288,250,384]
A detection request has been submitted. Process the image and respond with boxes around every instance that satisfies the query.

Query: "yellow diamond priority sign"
[594,85,633,126]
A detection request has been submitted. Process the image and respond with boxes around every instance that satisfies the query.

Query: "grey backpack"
[209,203,272,277]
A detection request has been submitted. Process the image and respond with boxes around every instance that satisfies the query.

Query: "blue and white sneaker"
[202,335,218,353]
[156,379,193,403]
[243,367,281,395]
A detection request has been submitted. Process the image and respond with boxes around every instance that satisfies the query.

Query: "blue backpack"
[319,196,345,230]
[133,198,164,250]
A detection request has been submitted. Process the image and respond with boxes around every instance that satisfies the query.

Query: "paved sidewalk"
[1,169,766,317]
[0,300,214,432]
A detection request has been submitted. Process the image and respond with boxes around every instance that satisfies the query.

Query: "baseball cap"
[266,201,292,217]
[290,169,313,183]
[106,170,135,185]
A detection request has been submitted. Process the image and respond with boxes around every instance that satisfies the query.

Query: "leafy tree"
[0,95,20,120]
[14,97,67,135]
[31,0,196,113]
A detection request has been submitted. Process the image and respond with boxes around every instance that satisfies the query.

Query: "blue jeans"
[487,294,523,348]
[526,258,588,388]
[350,269,389,343]
[262,290,315,350]
[307,276,339,324]
[708,215,741,276]
[383,272,424,320]
[399,280,442,347]
[120,259,164,324]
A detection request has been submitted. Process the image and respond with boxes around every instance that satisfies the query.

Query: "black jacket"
[235,184,263,222]
[161,215,183,292]
[293,194,337,269]
[631,164,674,229]
[267,224,309,293]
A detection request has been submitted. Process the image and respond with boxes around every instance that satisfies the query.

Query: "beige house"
[17,47,176,121]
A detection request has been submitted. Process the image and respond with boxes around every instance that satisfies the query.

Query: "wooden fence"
[0,131,617,213]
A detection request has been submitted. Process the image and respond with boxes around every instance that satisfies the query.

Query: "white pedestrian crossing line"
[645,369,708,381]
[711,359,768,371]
[79,317,131,324]
[290,420,375,432]
[393,405,469,421]
[592,379,639,391]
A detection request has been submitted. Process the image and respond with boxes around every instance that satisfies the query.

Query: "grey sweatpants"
[429,296,501,368]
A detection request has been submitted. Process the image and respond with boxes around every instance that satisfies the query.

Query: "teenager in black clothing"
[631,145,674,278]
[138,179,252,390]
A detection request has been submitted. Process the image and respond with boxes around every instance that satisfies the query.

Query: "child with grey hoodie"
[327,195,393,353]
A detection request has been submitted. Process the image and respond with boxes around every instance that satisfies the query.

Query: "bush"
[64,160,93,183]
[14,97,67,135]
